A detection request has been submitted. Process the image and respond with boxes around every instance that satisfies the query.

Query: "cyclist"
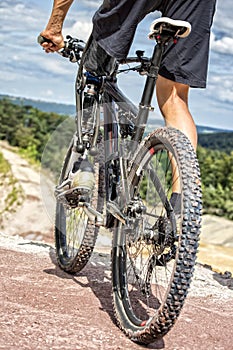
[39,0,216,150]
[39,0,216,207]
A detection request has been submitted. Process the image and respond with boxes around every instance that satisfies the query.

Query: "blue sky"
[0,0,232,129]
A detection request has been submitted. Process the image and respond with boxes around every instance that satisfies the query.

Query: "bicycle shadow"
[44,246,165,349]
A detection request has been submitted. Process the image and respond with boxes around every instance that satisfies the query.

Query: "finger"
[42,42,53,48]
[45,49,54,54]
[42,46,54,53]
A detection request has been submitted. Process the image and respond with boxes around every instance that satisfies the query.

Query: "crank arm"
[80,202,104,226]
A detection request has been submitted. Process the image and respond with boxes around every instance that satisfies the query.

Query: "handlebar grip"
[37,35,53,45]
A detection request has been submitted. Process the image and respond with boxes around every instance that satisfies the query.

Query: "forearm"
[45,0,75,34]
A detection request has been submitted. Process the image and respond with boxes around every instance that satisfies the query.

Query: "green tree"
[197,146,233,219]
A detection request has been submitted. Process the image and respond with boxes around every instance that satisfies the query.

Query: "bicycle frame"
[72,35,173,226]
[77,40,166,149]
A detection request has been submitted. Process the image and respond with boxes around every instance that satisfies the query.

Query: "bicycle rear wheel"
[55,139,104,273]
[112,127,202,344]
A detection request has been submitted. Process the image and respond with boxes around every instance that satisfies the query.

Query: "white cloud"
[210,1,233,57]
[83,0,101,8]
[0,1,44,31]
[211,33,233,55]
[64,20,93,42]
[208,75,233,104]
[43,89,54,98]
[213,0,233,37]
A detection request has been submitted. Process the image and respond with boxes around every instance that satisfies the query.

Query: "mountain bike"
[39,17,202,344]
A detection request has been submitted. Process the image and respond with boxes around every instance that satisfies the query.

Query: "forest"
[198,132,233,154]
[0,98,233,220]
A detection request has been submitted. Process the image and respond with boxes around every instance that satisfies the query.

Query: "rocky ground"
[0,141,233,349]
[0,233,233,350]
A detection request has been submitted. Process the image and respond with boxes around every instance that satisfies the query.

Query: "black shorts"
[92,0,216,88]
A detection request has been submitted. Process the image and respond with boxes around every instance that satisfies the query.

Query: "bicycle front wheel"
[112,127,202,344]
[55,139,104,274]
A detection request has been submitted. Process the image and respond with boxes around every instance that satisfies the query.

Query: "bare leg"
[156,75,197,150]
[156,75,197,193]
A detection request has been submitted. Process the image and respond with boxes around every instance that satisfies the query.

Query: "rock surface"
[0,233,233,350]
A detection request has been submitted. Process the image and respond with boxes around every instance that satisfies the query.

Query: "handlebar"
[37,34,86,62]
[38,34,151,74]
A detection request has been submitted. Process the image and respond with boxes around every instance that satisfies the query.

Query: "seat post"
[132,41,166,144]
[140,41,165,107]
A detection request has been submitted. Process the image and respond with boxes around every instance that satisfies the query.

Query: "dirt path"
[0,142,53,242]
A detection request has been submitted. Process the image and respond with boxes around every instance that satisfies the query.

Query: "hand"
[39,30,64,53]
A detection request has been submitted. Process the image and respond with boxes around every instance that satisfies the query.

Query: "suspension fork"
[102,90,132,213]
[75,72,102,154]
[102,92,118,200]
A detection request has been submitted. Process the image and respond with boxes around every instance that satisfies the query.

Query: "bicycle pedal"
[55,187,91,208]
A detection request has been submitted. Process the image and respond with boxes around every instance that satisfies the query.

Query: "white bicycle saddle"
[148,17,191,40]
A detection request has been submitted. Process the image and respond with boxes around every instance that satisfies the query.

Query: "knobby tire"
[112,127,202,344]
